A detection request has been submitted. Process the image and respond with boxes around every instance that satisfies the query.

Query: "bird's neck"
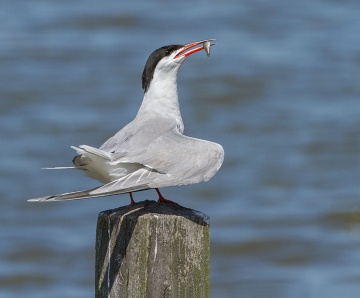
[136,70,183,124]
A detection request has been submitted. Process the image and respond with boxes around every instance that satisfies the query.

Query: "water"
[1,0,360,297]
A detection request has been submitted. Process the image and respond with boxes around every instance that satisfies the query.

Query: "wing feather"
[113,128,224,185]
[28,183,150,202]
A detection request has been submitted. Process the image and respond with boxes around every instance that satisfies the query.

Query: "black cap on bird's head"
[141,39,215,93]
[141,44,183,92]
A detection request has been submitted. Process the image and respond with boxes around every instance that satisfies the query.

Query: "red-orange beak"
[174,39,216,59]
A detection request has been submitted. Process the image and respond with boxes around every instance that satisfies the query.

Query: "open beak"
[174,39,216,59]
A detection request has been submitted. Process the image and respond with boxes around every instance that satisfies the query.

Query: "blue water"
[1,0,360,297]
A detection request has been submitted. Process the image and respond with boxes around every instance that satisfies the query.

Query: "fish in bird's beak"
[174,39,216,59]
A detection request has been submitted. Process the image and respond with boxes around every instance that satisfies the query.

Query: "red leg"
[156,188,176,204]
[129,192,135,205]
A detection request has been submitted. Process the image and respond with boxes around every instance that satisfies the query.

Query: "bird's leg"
[156,188,176,203]
[129,192,136,205]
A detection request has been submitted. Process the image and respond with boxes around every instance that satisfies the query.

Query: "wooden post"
[95,200,210,298]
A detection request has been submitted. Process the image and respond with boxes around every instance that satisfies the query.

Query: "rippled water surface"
[1,0,360,297]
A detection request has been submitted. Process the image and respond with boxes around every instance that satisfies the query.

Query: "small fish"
[203,41,211,57]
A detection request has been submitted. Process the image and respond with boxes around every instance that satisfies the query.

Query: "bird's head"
[142,39,215,93]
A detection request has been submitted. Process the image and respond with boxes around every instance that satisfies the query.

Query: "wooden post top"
[99,200,210,227]
[96,200,210,298]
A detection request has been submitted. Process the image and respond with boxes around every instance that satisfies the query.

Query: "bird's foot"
[156,188,176,204]
[129,192,136,205]
[158,196,176,204]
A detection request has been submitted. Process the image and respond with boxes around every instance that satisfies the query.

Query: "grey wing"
[115,127,224,188]
[83,126,223,195]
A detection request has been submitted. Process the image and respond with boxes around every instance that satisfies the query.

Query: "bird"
[28,39,224,203]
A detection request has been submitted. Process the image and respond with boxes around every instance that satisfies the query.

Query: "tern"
[29,39,224,203]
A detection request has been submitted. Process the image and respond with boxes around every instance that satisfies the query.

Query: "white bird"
[29,39,224,203]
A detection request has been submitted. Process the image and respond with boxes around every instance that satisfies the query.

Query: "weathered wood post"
[95,200,210,298]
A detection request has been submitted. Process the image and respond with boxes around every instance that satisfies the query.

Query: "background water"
[1,0,360,297]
